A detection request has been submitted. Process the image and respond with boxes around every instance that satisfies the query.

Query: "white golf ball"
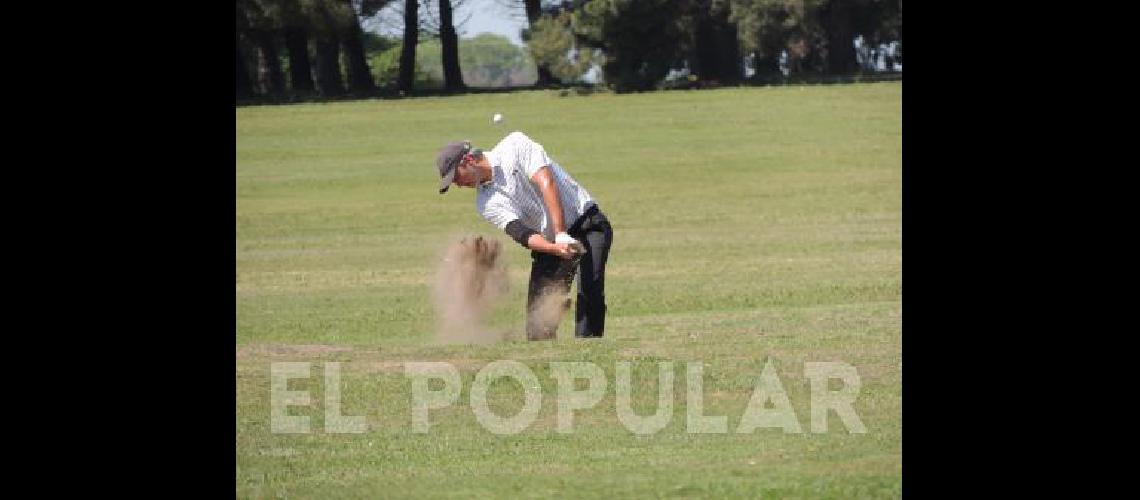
[492,113,503,124]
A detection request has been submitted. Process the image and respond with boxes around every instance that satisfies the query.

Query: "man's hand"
[549,242,580,260]
[555,232,586,255]
[526,234,580,260]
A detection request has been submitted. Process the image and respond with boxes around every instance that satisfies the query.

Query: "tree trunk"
[342,0,376,93]
[440,0,465,91]
[254,31,286,96]
[715,17,741,82]
[691,3,741,83]
[824,0,856,74]
[284,27,315,92]
[398,0,419,93]
[752,55,781,79]
[236,33,254,100]
[524,0,557,86]
[313,36,345,96]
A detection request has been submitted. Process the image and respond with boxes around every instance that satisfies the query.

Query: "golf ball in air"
[492,113,503,124]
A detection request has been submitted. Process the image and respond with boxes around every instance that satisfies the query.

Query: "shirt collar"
[478,151,501,189]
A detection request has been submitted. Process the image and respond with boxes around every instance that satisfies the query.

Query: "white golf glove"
[555,232,586,255]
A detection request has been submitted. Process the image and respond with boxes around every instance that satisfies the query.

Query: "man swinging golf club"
[436,131,613,340]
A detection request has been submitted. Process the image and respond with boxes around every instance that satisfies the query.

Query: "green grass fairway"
[236,82,902,498]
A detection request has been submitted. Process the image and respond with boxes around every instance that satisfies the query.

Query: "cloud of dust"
[432,236,511,344]
[527,285,572,341]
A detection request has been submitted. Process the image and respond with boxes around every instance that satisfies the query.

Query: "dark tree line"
[237,0,902,102]
[524,0,901,91]
[236,0,470,101]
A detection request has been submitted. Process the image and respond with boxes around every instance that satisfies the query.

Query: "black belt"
[568,204,600,234]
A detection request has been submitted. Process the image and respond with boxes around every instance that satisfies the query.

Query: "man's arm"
[513,133,572,236]
[504,219,576,259]
[529,165,567,234]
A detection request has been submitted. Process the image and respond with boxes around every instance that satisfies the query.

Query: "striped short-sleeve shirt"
[476,131,595,240]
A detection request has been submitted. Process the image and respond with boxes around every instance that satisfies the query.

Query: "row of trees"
[390,34,538,87]
[236,0,901,101]
[236,0,473,99]
[523,0,902,91]
[236,0,548,100]
[236,0,393,99]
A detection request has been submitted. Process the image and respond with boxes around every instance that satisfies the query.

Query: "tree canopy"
[236,0,902,102]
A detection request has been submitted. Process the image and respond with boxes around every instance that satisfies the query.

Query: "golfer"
[436,131,613,340]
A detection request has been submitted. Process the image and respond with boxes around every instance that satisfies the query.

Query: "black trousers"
[526,205,613,340]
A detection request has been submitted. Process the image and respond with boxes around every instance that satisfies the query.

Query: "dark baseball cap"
[436,141,471,193]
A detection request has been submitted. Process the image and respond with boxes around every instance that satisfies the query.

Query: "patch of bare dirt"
[235,344,354,360]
